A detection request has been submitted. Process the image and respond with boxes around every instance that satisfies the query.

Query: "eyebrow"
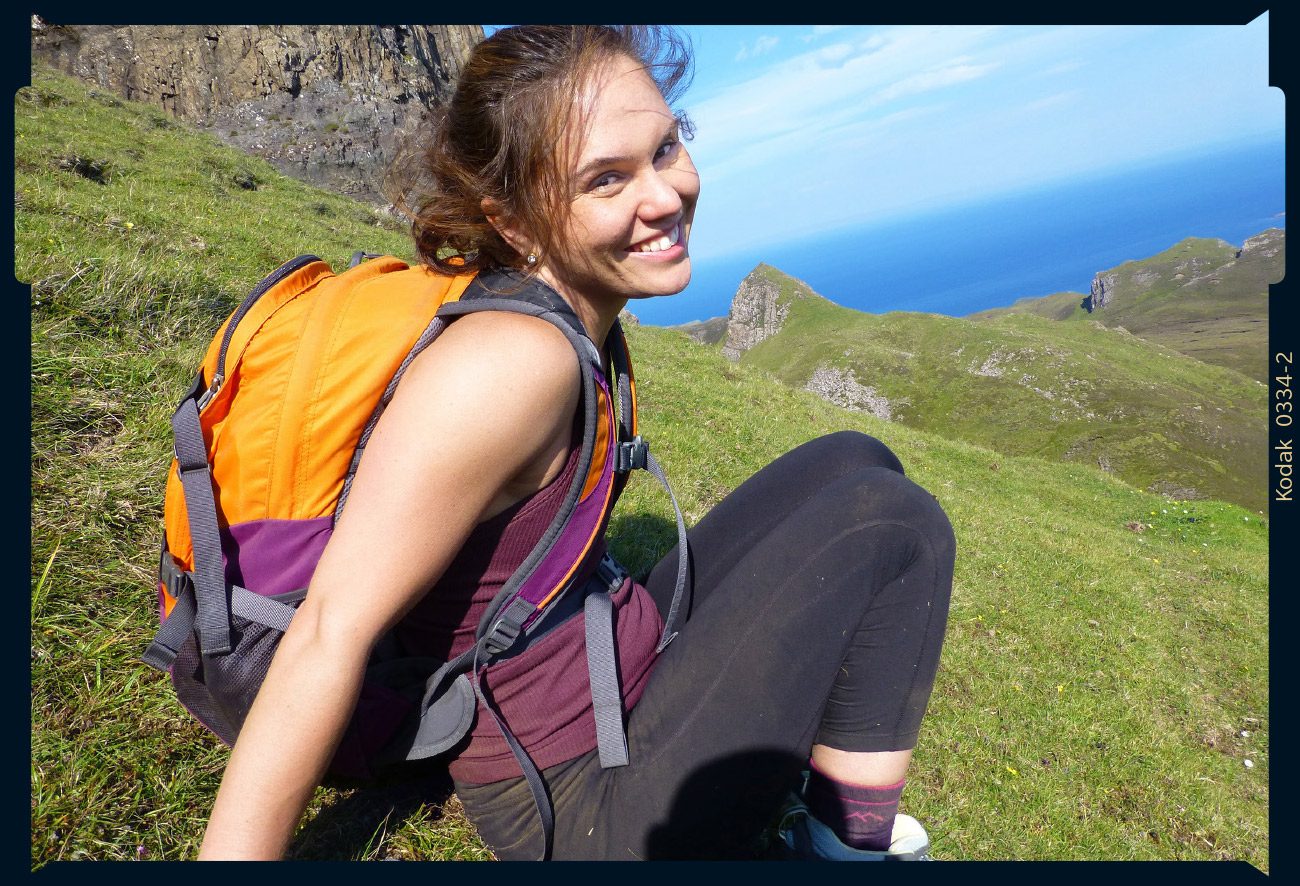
[573,119,680,184]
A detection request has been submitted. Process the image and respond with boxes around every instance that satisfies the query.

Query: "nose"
[638,166,686,222]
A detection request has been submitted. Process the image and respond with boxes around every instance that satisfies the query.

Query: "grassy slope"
[25,65,1269,867]
[968,235,1281,381]
[621,328,1269,866]
[742,282,1267,512]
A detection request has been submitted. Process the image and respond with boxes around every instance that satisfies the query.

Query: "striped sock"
[804,760,905,851]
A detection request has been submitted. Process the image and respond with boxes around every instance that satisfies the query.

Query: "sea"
[633,138,1286,327]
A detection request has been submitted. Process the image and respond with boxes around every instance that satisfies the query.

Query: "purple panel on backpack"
[520,466,613,612]
[514,372,619,627]
[222,516,334,597]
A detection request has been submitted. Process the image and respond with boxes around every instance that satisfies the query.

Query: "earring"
[525,252,538,266]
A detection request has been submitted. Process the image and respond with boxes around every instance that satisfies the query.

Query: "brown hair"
[385,25,694,276]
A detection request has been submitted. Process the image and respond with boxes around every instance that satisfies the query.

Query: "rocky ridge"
[723,260,1265,510]
[1081,228,1284,314]
[30,19,484,204]
[970,229,1281,380]
[1086,272,1116,312]
[1240,227,1285,259]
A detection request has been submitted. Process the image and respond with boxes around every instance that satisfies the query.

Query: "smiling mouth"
[631,224,681,254]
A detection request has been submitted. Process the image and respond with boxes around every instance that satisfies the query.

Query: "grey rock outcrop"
[1240,227,1284,260]
[721,264,822,361]
[1086,271,1117,312]
[805,366,894,420]
[30,19,484,204]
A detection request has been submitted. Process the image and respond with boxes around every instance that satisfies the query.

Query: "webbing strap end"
[584,585,629,770]
[141,641,178,672]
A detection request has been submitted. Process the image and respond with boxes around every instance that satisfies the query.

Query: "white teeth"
[634,225,680,253]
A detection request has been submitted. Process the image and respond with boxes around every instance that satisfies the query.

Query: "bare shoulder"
[385,310,581,469]
[438,309,580,380]
[405,309,580,413]
[377,309,582,517]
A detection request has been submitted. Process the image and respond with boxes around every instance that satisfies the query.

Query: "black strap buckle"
[158,546,192,601]
[594,552,628,593]
[615,436,649,474]
[482,596,538,657]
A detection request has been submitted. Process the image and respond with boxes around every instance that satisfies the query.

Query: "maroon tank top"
[393,440,663,784]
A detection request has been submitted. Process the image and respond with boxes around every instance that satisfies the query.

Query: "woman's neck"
[565,295,625,350]
[535,271,625,348]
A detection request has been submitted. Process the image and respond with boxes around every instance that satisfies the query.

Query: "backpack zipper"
[197,254,322,411]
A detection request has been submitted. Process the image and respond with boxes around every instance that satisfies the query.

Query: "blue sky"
[486,19,1281,261]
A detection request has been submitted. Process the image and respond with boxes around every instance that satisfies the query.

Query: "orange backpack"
[142,253,690,797]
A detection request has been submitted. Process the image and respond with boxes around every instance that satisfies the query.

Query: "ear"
[481,198,533,258]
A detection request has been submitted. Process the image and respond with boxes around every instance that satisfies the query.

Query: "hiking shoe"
[774,795,934,861]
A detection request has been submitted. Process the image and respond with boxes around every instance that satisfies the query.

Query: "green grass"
[618,329,1269,865]
[25,64,1269,868]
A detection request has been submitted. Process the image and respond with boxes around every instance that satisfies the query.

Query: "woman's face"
[538,56,700,308]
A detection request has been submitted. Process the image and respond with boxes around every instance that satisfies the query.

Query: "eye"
[590,171,621,191]
[654,139,679,163]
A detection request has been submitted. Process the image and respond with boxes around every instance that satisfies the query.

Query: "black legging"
[456,431,955,860]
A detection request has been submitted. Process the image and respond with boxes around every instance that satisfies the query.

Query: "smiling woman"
[194,25,954,862]
[528,56,699,320]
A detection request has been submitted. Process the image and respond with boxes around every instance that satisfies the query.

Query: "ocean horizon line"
[640,137,1284,327]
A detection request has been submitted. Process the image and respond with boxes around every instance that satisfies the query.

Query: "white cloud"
[1043,60,1085,76]
[814,42,855,67]
[735,34,780,61]
[874,59,1000,103]
[802,24,848,42]
[682,22,1279,254]
[690,26,1008,175]
[1023,90,1081,112]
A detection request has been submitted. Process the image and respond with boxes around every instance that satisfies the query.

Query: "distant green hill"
[24,63,1268,868]
[967,232,1282,381]
[669,315,728,346]
[731,265,1266,512]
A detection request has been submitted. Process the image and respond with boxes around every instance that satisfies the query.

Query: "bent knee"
[833,465,956,560]
[801,430,906,477]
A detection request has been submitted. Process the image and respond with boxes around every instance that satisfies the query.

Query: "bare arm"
[197,312,579,860]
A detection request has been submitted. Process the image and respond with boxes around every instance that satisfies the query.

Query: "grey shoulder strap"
[170,392,231,656]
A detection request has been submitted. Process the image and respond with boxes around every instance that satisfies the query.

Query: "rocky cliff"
[1239,226,1285,261]
[30,19,484,204]
[1085,272,1116,312]
[720,263,825,361]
